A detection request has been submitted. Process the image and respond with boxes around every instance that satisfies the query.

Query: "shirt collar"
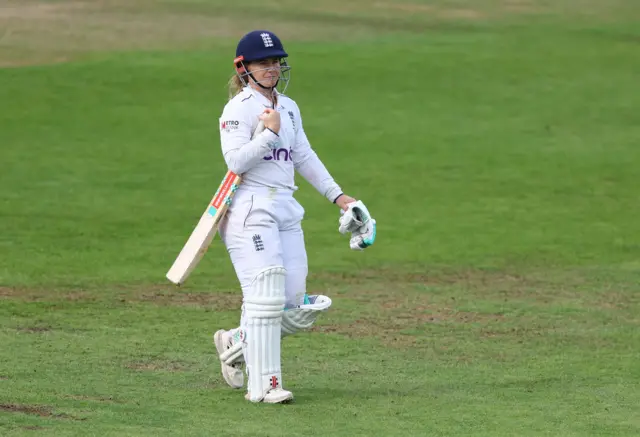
[244,86,283,109]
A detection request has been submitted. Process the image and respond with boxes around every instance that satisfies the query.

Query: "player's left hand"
[335,194,357,211]
[338,200,377,250]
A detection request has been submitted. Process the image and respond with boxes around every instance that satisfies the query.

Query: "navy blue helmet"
[234,30,291,94]
[235,30,288,63]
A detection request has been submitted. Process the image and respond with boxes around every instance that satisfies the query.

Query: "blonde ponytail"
[227,74,245,99]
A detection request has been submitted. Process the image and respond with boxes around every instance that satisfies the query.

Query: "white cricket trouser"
[218,186,308,308]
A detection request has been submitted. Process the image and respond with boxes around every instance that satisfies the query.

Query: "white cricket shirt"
[219,86,343,203]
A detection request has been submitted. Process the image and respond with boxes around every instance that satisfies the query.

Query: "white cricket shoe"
[245,388,294,404]
[213,329,244,389]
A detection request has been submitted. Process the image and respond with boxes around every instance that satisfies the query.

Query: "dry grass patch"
[133,289,241,310]
[314,301,507,346]
[0,284,241,310]
[308,266,638,345]
[21,425,46,430]
[0,0,238,66]
[0,0,370,67]
[310,269,515,346]
[372,2,486,19]
[502,0,543,14]
[66,394,125,403]
[1,0,635,67]
[0,286,96,301]
[16,324,53,333]
[125,359,190,372]
[0,403,84,420]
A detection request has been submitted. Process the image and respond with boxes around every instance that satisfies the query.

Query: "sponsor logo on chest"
[264,147,294,162]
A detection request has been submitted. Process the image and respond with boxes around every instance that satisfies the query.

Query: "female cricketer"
[212,30,377,404]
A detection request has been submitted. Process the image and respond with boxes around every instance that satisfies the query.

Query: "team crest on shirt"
[221,120,239,132]
[252,234,264,251]
[287,111,296,130]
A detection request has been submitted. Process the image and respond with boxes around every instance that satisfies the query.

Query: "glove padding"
[338,200,377,250]
[281,294,332,337]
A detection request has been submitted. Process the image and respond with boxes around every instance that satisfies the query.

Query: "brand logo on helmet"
[261,33,274,48]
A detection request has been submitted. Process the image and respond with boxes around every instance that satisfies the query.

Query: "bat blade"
[165,120,265,285]
[166,171,241,285]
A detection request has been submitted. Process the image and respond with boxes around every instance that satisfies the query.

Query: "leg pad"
[243,266,286,402]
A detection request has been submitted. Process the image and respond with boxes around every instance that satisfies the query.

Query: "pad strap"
[219,330,245,365]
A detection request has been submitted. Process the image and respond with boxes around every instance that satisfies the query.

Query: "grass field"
[1,0,640,435]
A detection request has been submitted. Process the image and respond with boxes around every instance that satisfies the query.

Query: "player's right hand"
[259,109,280,134]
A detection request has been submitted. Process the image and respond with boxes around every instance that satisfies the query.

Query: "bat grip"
[252,120,266,139]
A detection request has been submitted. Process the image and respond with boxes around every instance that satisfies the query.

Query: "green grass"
[1,1,640,435]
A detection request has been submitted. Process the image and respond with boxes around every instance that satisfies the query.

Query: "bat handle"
[252,120,265,139]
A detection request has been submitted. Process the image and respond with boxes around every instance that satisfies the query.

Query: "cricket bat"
[166,120,265,285]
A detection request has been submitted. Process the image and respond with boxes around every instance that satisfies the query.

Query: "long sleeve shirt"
[218,86,343,203]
